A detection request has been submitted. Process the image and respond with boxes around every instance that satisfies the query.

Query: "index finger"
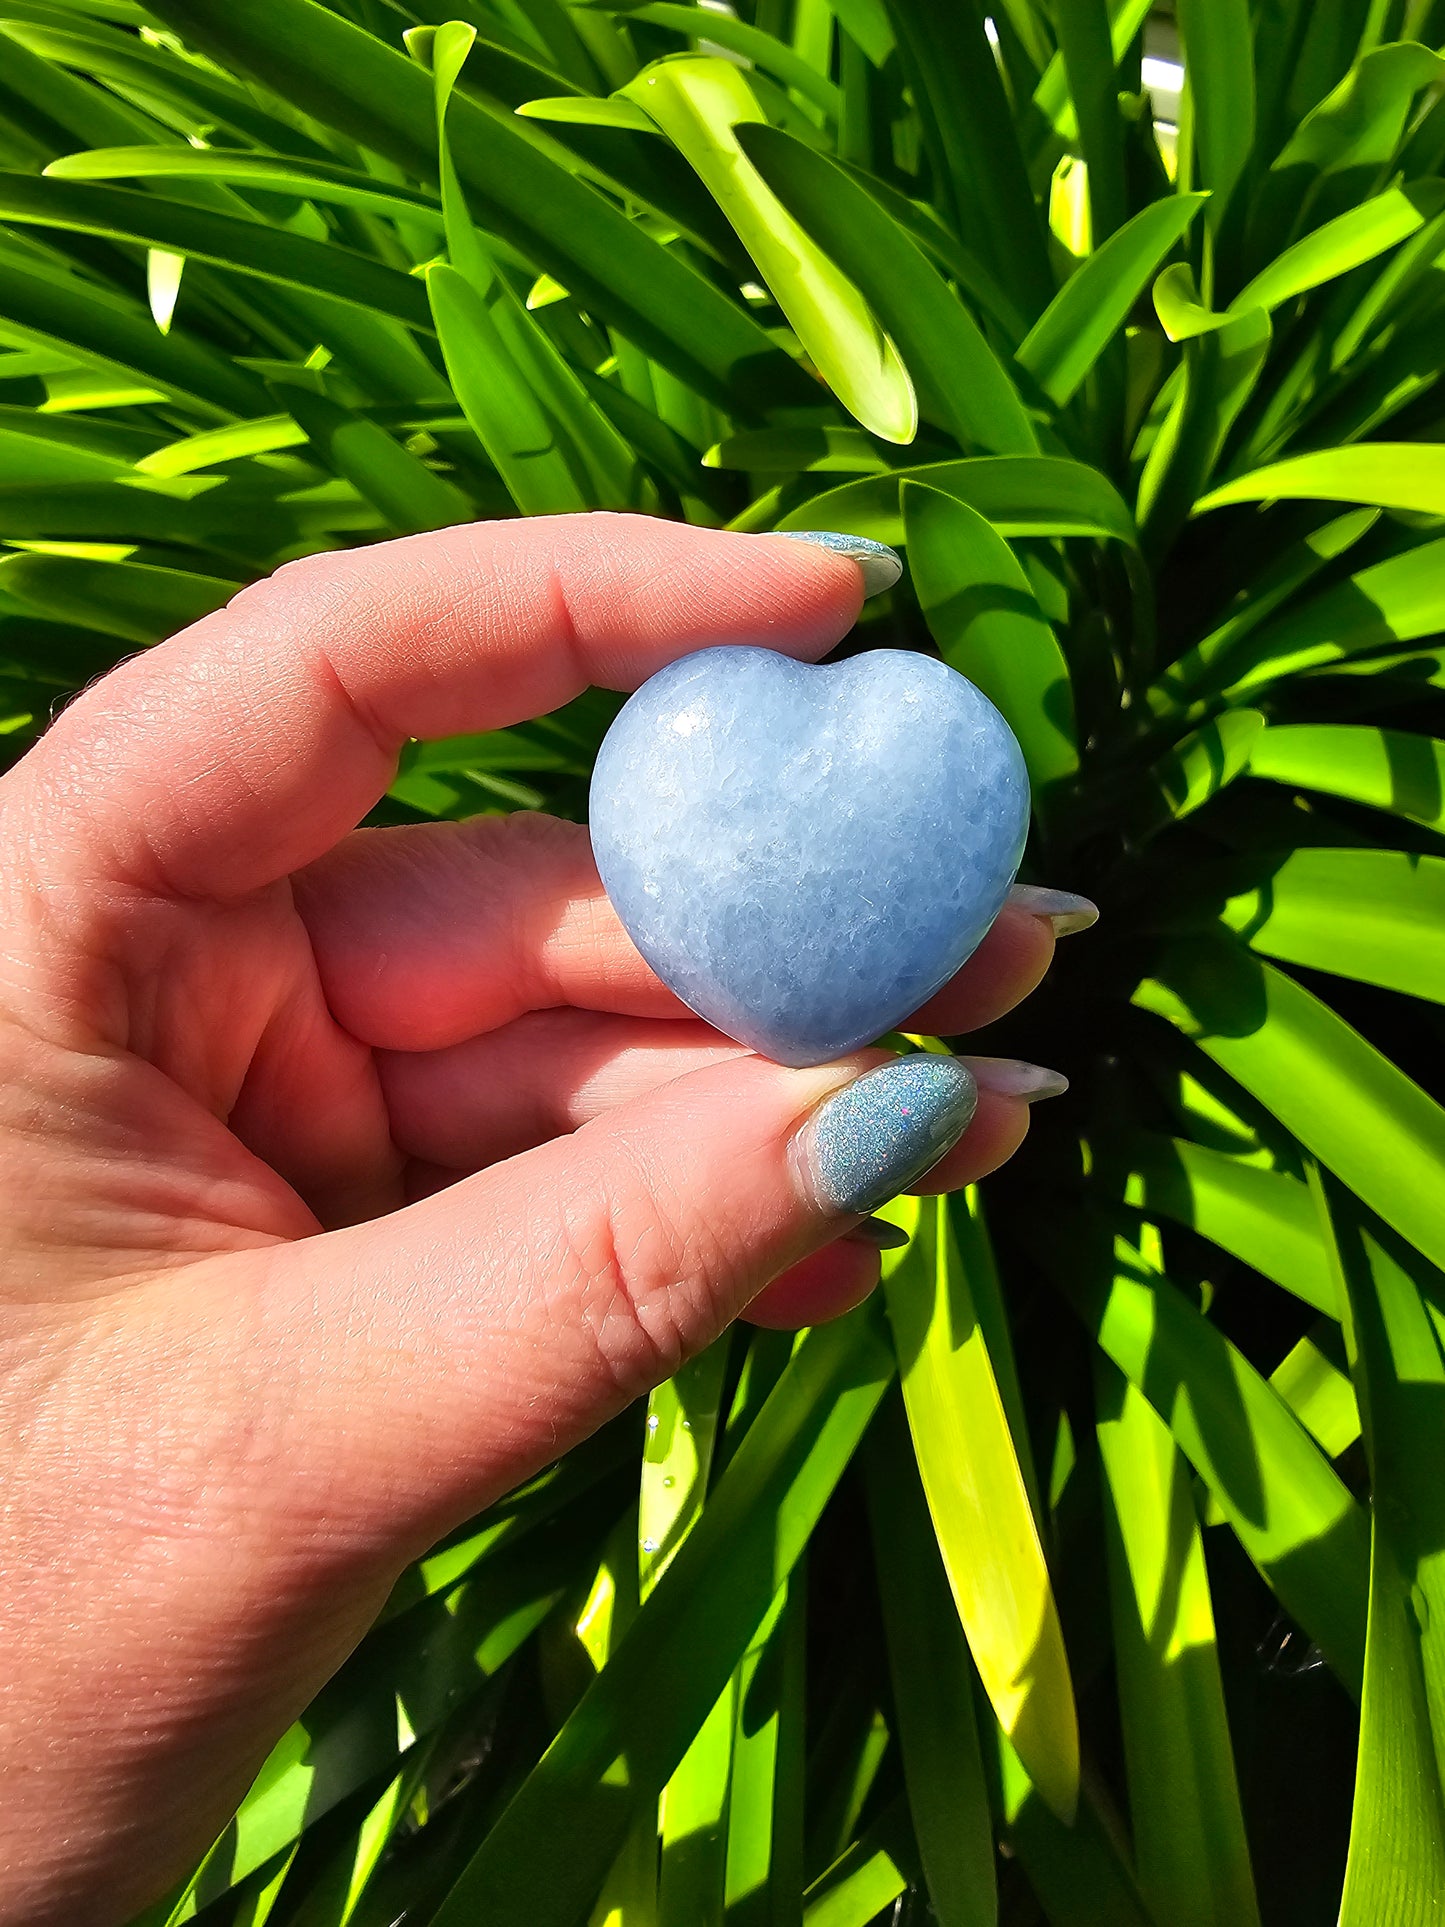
[12,515,871,900]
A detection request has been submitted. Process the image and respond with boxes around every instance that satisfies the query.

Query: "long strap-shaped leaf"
[430,1307,894,1927]
[1217,848,1445,1007]
[424,21,639,515]
[1249,723,1445,834]
[0,552,238,644]
[644,1342,732,1926]
[1315,1174,1445,1924]
[1096,1358,1261,1927]
[1141,930,1445,1276]
[905,480,1077,799]
[0,255,266,419]
[1175,0,1254,259]
[1200,440,1445,520]
[1016,193,1209,409]
[622,57,915,444]
[865,1390,997,1927]
[740,124,1039,454]
[1053,1213,1369,1687]
[778,455,1137,545]
[1118,1131,1337,1316]
[881,0,1053,319]
[881,1191,1079,1824]
[1150,506,1379,715]
[141,0,805,415]
[0,171,433,328]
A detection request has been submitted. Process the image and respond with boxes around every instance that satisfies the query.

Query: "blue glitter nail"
[801,1057,978,1216]
[776,530,904,598]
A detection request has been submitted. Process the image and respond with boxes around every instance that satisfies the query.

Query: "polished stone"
[589,646,1030,1066]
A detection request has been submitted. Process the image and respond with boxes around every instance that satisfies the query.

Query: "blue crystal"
[589,646,1030,1067]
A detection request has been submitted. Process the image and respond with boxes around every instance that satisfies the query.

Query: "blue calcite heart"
[589,646,1030,1067]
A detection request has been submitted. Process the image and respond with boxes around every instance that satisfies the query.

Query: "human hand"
[0,515,1081,1923]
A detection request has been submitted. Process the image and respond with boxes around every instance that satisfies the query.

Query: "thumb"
[271,1051,977,1551]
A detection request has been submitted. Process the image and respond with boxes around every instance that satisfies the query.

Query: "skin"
[0,515,1055,1924]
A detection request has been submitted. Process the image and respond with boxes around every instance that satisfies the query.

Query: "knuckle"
[555,1143,732,1404]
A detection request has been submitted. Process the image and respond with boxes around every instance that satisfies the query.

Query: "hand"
[0,515,1068,1923]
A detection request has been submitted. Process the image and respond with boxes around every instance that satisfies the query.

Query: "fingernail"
[776,530,904,598]
[846,1215,911,1250]
[797,1056,977,1216]
[962,1055,1069,1103]
[1007,884,1100,937]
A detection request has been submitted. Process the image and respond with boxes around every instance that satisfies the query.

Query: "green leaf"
[0,254,267,420]
[172,1532,577,1913]
[1016,194,1208,408]
[1140,932,1445,1278]
[429,22,641,512]
[1030,0,1151,150]
[821,0,894,67]
[0,418,131,486]
[0,551,237,642]
[622,58,915,444]
[426,261,585,515]
[1248,723,1445,835]
[777,456,1138,546]
[865,1393,996,1927]
[1060,1215,1369,1689]
[1144,708,1266,825]
[1151,507,1381,711]
[1049,0,1127,245]
[1229,183,1445,319]
[45,143,449,229]
[1096,1360,1261,1927]
[516,93,656,131]
[881,0,1053,319]
[134,418,308,478]
[1199,441,1445,518]
[1268,43,1445,229]
[1271,1326,1361,1457]
[1314,1174,1445,1924]
[904,480,1076,793]
[1137,304,1271,554]
[615,5,841,118]
[803,1799,915,1927]
[638,1341,729,1595]
[1219,847,1445,1006]
[882,1191,1079,1824]
[1152,262,1230,342]
[1119,1132,1337,1316]
[705,426,894,474]
[988,1721,1156,1927]
[724,1582,805,1927]
[272,382,470,535]
[143,0,805,415]
[739,124,1039,454]
[1207,534,1445,699]
[430,1308,894,1927]
[1174,0,1254,233]
[0,172,435,331]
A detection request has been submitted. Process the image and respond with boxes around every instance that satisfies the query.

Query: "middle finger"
[296,813,1058,1051]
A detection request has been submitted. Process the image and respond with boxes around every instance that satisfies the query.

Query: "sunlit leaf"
[1315,1174,1445,1924]
[905,481,1076,795]
[1140,932,1445,1276]
[882,1192,1079,1824]
[1248,723,1445,834]
[1096,1360,1261,1927]
[621,58,913,443]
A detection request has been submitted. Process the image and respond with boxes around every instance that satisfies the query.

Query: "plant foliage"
[2,1,1444,1922]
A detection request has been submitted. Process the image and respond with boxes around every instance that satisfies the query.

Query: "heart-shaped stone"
[589,646,1030,1067]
